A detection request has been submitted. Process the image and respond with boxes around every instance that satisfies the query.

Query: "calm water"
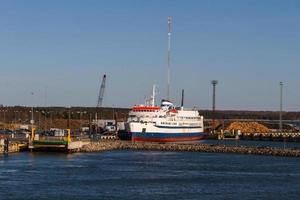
[0,150,299,200]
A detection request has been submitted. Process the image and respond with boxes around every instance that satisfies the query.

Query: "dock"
[1,139,299,157]
[1,128,300,157]
[213,131,300,142]
[28,129,90,151]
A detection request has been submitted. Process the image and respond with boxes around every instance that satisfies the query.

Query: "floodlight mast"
[167,16,172,100]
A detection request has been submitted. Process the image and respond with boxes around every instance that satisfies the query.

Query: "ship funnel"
[181,89,184,108]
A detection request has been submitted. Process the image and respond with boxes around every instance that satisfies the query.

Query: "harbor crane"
[97,74,106,107]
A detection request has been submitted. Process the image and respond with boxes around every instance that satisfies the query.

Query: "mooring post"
[4,138,9,153]
[31,127,36,141]
[67,129,71,144]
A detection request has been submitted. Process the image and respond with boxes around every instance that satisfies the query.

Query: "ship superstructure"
[127,90,206,142]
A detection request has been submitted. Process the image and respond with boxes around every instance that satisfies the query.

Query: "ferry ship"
[126,17,206,142]
[127,88,206,142]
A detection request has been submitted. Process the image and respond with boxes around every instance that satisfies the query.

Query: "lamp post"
[68,107,71,129]
[30,92,34,126]
[0,110,3,123]
[211,80,218,133]
[77,111,84,131]
[279,82,285,149]
[42,110,46,131]
[50,111,53,129]
[14,111,17,123]
[37,111,41,128]
[279,82,283,132]
[4,109,7,124]
[89,113,92,135]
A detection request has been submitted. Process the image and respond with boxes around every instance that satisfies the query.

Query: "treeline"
[0,106,129,123]
[201,110,300,120]
[0,106,300,123]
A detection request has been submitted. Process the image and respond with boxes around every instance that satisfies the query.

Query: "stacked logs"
[227,121,269,133]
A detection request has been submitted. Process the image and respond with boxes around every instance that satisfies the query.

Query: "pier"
[2,137,300,157]
[28,129,90,151]
[0,129,90,153]
[0,138,26,153]
[213,131,300,142]
[1,116,300,157]
[240,132,300,142]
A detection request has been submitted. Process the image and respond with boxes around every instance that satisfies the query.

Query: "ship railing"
[37,136,66,141]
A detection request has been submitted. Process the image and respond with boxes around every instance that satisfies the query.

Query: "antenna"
[151,85,156,107]
[167,16,172,100]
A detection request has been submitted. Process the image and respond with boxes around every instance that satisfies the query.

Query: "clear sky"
[0,0,299,111]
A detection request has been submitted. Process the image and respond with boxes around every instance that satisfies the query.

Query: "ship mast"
[167,16,172,100]
[151,85,156,107]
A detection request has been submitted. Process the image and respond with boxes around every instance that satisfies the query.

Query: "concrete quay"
[78,141,300,157]
[0,139,26,154]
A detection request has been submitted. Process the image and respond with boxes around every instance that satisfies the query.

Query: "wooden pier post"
[4,138,9,153]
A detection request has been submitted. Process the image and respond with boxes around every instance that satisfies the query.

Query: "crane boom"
[97,74,106,107]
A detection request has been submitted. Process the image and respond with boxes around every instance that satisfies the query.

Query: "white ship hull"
[129,121,206,142]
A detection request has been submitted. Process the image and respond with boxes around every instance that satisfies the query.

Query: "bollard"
[4,138,9,153]
[31,127,36,141]
[67,129,71,143]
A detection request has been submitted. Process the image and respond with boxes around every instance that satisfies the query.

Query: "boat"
[125,17,206,142]
[126,87,206,142]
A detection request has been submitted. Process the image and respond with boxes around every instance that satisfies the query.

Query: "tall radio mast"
[167,16,172,100]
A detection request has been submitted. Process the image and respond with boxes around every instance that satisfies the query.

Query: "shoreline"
[1,140,299,157]
[74,141,300,157]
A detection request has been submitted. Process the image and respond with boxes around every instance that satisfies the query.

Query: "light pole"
[50,111,53,129]
[38,111,41,128]
[279,81,285,149]
[211,80,218,133]
[30,92,34,126]
[279,82,283,132]
[4,109,7,124]
[14,111,17,123]
[68,107,71,129]
[89,113,92,135]
[77,111,84,131]
[1,110,3,123]
[42,110,46,131]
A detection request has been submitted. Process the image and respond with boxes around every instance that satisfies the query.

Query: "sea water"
[0,150,299,200]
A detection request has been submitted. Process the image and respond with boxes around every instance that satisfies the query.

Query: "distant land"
[0,106,299,121]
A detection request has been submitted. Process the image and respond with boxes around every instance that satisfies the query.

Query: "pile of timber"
[227,121,270,133]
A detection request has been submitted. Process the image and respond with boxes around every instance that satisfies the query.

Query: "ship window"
[142,128,146,133]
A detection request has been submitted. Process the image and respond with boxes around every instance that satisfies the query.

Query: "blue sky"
[0,0,299,111]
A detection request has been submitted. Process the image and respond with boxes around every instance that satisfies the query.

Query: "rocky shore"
[77,141,300,157]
